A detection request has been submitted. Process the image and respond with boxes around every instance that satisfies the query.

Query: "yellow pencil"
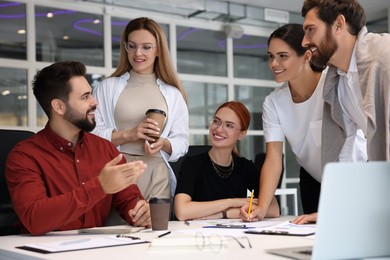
[247,189,254,221]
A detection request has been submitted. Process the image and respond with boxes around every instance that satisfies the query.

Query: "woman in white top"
[240,24,367,224]
[93,17,189,201]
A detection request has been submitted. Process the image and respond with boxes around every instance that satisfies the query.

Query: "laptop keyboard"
[297,249,312,255]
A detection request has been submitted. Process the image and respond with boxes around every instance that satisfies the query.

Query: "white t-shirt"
[263,68,366,182]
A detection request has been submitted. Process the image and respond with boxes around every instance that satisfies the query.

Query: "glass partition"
[238,135,266,161]
[0,1,27,60]
[184,81,227,129]
[0,67,27,126]
[235,85,275,131]
[233,35,273,80]
[35,5,104,66]
[235,85,275,159]
[177,26,227,76]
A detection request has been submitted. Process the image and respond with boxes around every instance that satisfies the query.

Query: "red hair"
[214,101,250,155]
[215,101,250,131]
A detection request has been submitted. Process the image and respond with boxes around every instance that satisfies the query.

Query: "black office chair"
[169,145,211,179]
[0,129,35,236]
[169,145,211,220]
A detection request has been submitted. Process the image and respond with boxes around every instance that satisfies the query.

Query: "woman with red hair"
[174,101,280,220]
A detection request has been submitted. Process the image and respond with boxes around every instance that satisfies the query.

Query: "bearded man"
[301,0,390,168]
[6,61,151,235]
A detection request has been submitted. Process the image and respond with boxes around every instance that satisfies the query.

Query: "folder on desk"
[16,236,148,254]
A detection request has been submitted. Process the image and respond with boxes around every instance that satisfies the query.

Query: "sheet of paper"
[78,225,145,234]
[18,236,147,253]
[186,219,283,229]
[249,221,316,236]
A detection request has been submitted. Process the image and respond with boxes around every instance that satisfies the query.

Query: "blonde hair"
[111,17,187,102]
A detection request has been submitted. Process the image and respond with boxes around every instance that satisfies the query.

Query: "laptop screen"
[312,162,390,259]
[268,161,390,260]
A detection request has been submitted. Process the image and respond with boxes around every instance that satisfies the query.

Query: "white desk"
[0,217,314,260]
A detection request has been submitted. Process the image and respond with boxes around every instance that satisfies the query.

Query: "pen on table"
[60,238,91,246]
[157,231,171,238]
[247,189,254,221]
[116,234,140,240]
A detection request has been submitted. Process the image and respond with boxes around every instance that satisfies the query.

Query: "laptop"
[268,161,390,260]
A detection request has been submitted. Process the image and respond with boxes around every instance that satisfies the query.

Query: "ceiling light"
[17,29,26,34]
[47,12,53,18]
[2,90,10,96]
[63,35,69,40]
[93,18,100,24]
[264,8,289,24]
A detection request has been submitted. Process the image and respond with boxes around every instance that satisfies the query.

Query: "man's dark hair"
[32,61,86,118]
[301,0,366,36]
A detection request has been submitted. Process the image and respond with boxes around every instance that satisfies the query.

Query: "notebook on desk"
[268,161,390,260]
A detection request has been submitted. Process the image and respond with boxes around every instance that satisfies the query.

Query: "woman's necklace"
[210,157,235,179]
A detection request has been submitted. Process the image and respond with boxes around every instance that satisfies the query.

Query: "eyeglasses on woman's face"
[209,117,241,131]
[124,41,156,54]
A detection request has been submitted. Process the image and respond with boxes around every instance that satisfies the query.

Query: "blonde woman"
[93,17,189,201]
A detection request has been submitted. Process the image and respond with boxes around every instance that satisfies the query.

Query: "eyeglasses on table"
[195,232,252,253]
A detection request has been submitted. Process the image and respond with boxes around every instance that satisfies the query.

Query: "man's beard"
[63,104,96,132]
[310,27,338,69]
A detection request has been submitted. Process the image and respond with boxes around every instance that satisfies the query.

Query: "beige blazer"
[321,26,390,170]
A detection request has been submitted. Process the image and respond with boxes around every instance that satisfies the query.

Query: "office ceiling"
[219,0,389,23]
[81,0,389,27]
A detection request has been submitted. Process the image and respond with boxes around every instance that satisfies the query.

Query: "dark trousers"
[299,167,321,214]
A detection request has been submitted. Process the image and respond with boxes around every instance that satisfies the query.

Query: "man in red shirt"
[6,61,150,235]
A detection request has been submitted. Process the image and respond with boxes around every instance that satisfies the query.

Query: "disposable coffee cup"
[149,197,170,231]
[145,109,166,143]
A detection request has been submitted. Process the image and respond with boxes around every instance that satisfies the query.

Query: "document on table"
[177,219,283,237]
[245,221,316,236]
[187,219,282,229]
[78,225,145,234]
[16,236,148,254]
